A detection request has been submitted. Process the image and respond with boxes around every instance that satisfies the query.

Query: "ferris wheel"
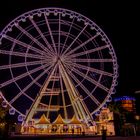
[0,8,118,123]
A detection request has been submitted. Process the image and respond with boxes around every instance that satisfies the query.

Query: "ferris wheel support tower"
[24,58,93,125]
[59,60,93,125]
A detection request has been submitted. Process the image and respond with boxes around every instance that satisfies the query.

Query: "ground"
[6,135,140,140]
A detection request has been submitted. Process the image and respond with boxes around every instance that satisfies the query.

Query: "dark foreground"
[5,135,140,140]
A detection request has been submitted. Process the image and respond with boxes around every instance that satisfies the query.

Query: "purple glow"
[114,96,135,102]
[1,101,7,108]
[0,7,118,121]
[9,108,15,115]
[18,115,24,122]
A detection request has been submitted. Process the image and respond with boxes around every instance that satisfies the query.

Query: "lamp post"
[133,91,140,136]
[134,115,140,136]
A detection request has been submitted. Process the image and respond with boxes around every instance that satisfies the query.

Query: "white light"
[37,12,42,17]
[46,11,50,16]
[21,17,26,22]
[8,27,12,32]
[135,90,140,94]
[62,12,66,17]
[54,10,58,16]
[0,91,2,98]
[70,14,74,19]
[77,17,82,22]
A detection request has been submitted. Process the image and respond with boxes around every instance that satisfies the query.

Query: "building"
[114,96,136,113]
[94,108,115,136]
[114,96,136,136]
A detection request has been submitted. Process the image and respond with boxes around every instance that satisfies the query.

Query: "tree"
[0,106,7,122]
[0,103,8,138]
[108,101,128,136]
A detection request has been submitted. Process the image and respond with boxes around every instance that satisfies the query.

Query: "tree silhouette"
[108,101,129,136]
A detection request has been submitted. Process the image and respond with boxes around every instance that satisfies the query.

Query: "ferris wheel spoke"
[70,67,109,92]
[58,13,61,54]
[60,75,68,119]
[67,45,109,58]
[9,92,34,105]
[44,13,57,53]
[12,91,34,105]
[16,25,53,57]
[71,58,113,63]
[0,50,46,60]
[0,64,49,88]
[69,62,113,77]
[9,64,53,104]
[60,18,75,55]
[4,35,45,55]
[0,8,118,121]
[64,33,99,56]
[65,65,101,106]
[62,24,88,55]
[0,60,46,70]
[29,17,54,53]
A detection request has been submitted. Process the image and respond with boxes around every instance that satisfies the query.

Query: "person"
[79,127,82,134]
[102,126,107,140]
[72,127,74,134]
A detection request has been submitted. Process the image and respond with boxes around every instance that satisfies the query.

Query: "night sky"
[0,0,140,112]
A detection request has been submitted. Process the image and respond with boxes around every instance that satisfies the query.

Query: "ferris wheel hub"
[0,8,118,127]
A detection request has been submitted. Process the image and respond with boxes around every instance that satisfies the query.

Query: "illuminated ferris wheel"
[0,8,118,124]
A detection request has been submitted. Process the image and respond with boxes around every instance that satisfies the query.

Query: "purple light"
[2,101,7,108]
[9,108,15,115]
[18,115,24,122]
[95,111,100,116]
[102,104,107,109]
[114,96,135,102]
[107,97,112,102]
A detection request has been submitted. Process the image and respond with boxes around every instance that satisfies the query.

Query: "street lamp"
[135,91,140,94]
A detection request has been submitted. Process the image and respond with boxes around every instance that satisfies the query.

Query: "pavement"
[6,135,140,140]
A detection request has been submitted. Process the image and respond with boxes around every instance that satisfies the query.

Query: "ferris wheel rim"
[0,7,118,119]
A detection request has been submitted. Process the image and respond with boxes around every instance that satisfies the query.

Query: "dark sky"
[0,0,140,111]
